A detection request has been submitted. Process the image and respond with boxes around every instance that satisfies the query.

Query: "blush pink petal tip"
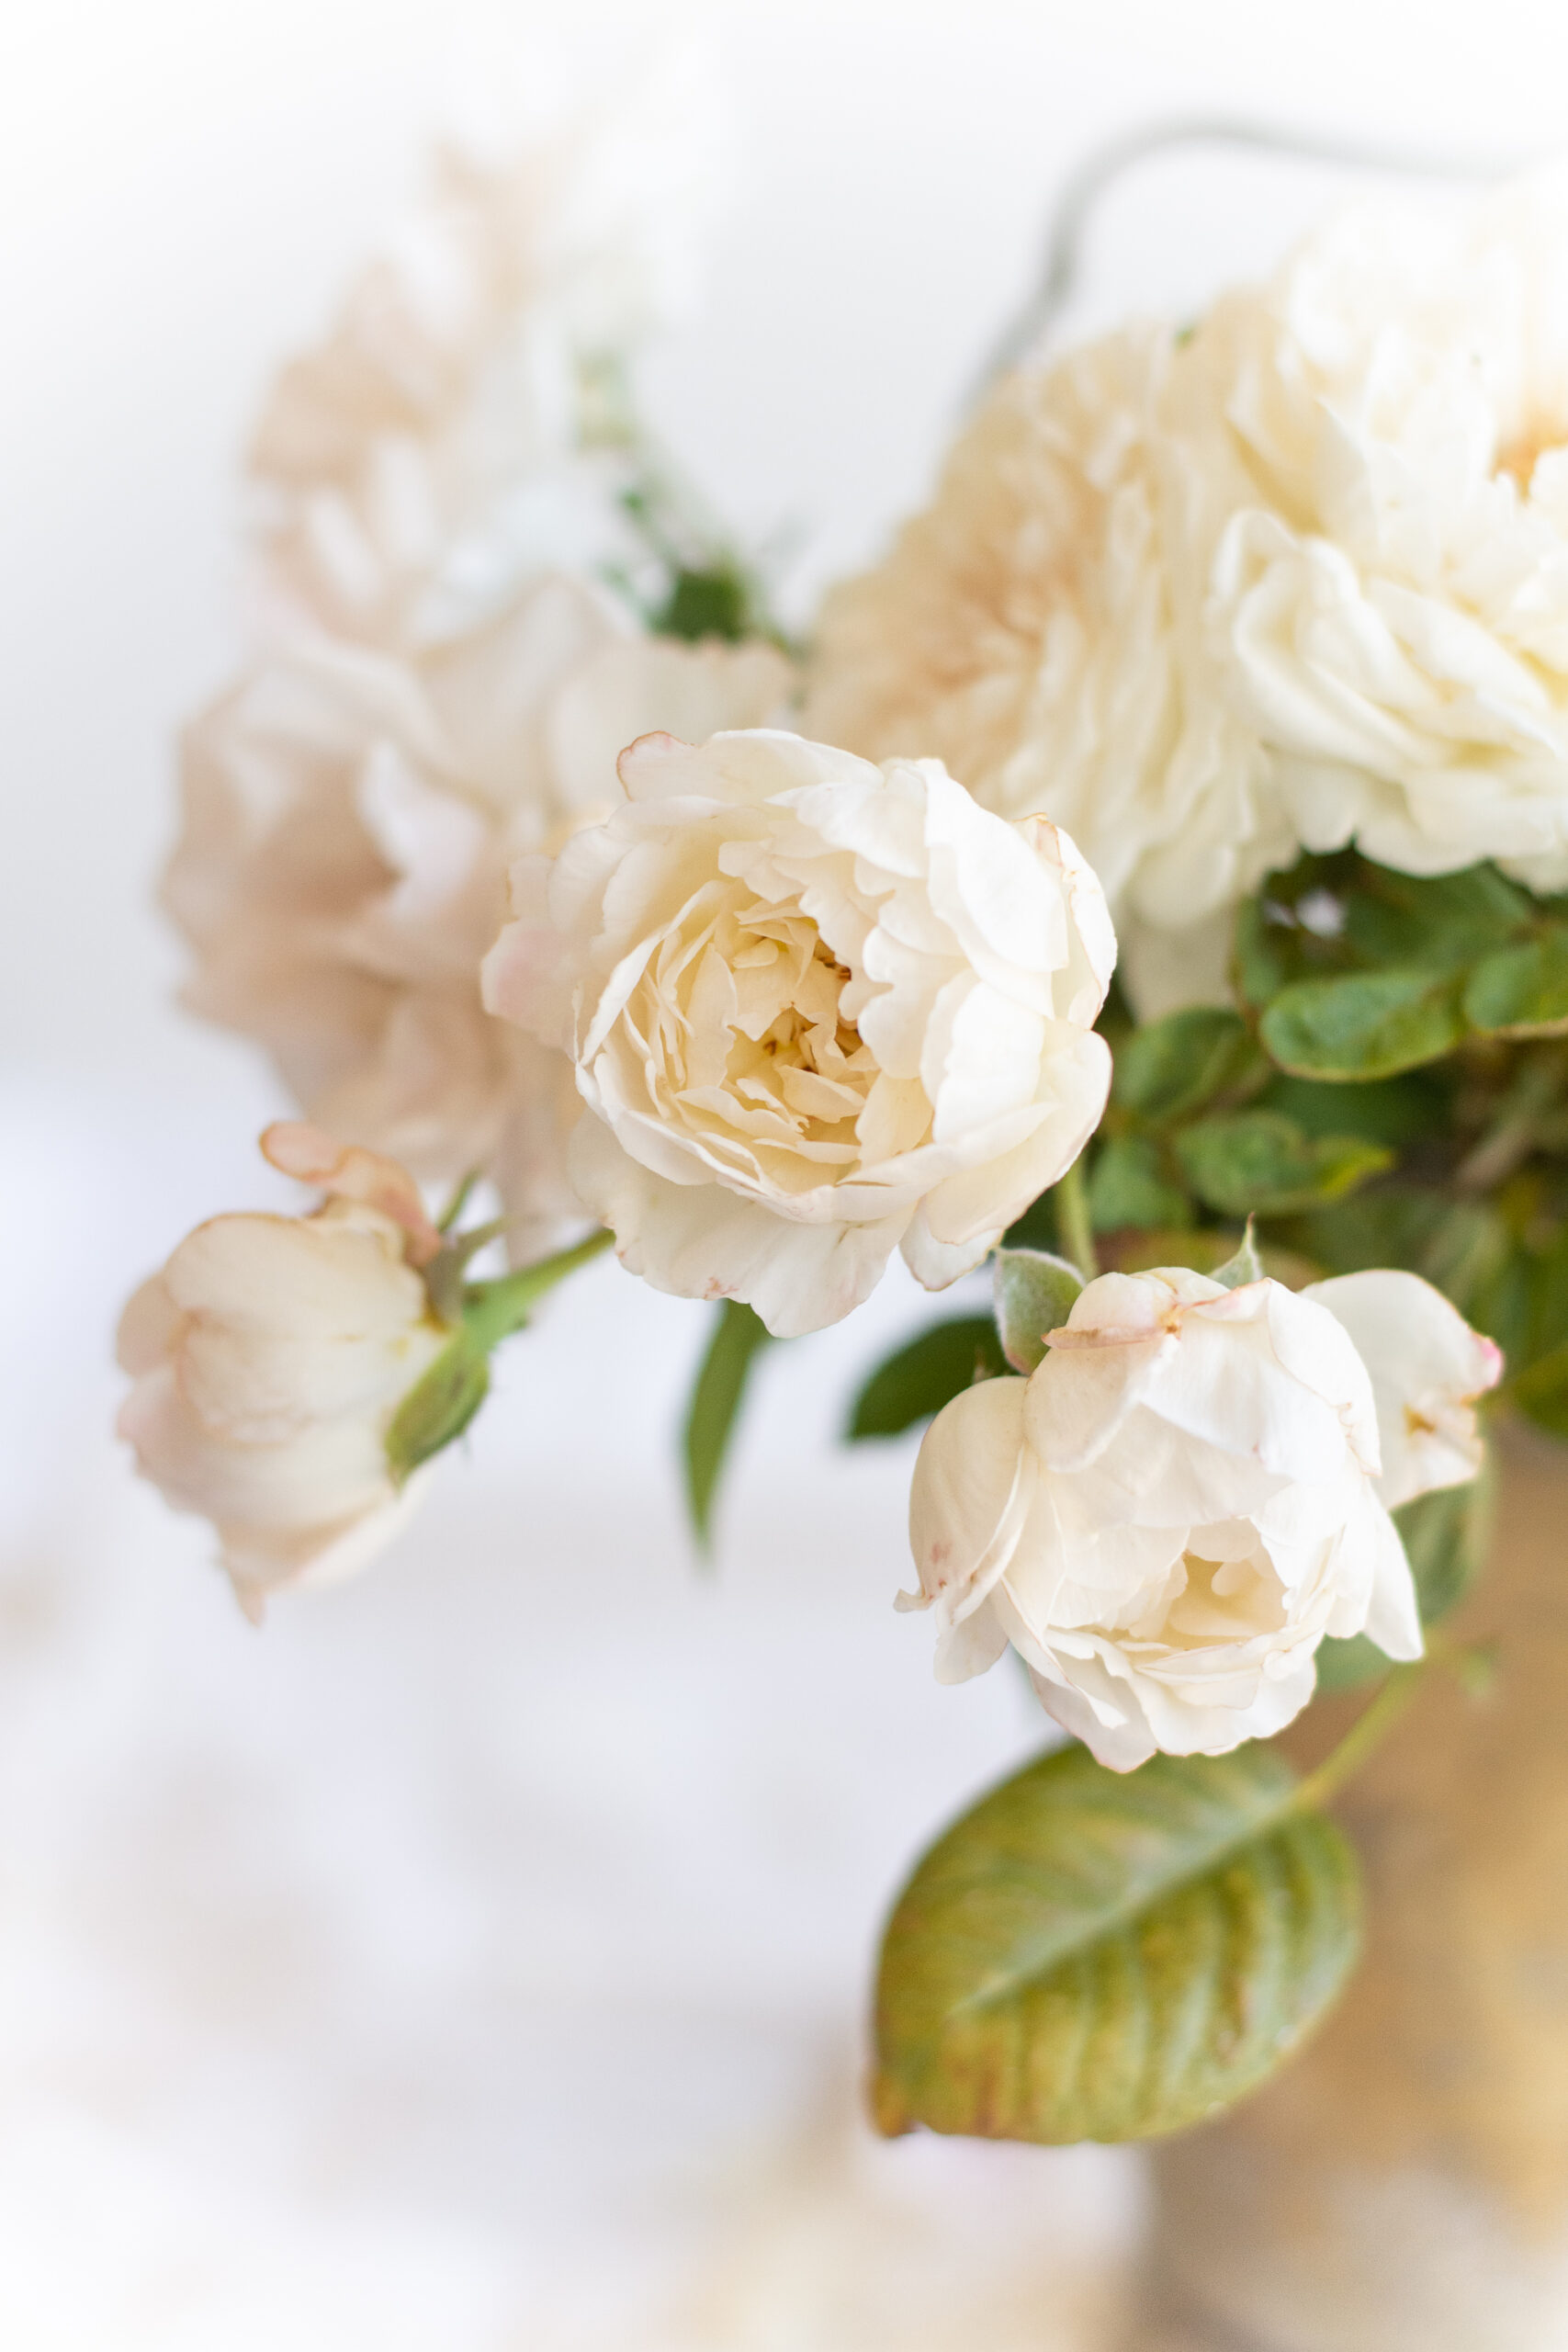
[261,1122,443,1266]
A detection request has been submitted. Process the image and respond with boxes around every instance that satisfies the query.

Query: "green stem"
[1054,1156,1099,1283]
[1292,1657,1427,1814]
[436,1169,482,1235]
[1455,1046,1566,1193]
[462,1227,614,1351]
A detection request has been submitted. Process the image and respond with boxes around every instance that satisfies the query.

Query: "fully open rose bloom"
[118,1128,449,1619]
[903,1265,1501,1769]
[808,172,1568,1014]
[483,729,1115,1335]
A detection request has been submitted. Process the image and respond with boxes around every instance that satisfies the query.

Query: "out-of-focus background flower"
[6,1,1568,2341]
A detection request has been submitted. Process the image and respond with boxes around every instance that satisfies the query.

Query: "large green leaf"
[1258,1070,1450,1150]
[682,1299,773,1552]
[1340,863,1532,971]
[874,1744,1360,2145]
[1112,1007,1253,1125]
[1463,930,1568,1038]
[1177,1113,1391,1217]
[1260,968,1467,1080]
[845,1317,1007,1441]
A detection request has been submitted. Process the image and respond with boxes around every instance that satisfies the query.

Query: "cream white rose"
[117,1127,449,1618]
[903,1264,1500,1770]
[168,586,791,1256]
[808,171,1568,1015]
[482,729,1115,1336]
[804,327,1282,1015]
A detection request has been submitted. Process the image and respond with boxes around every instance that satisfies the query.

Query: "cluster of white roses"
[124,132,1532,1765]
[808,168,1568,1015]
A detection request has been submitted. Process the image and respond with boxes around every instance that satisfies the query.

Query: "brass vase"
[1132,1419,1568,2352]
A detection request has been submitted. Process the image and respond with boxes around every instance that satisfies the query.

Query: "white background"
[4,1,1567,2343]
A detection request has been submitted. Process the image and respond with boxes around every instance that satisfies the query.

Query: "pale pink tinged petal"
[119,1366,392,1532]
[1131,1306,1358,1486]
[932,1600,1011,1683]
[898,1212,996,1293]
[924,981,1047,1143]
[1342,1486,1424,1660]
[1262,1279,1382,1475]
[423,573,627,801]
[1303,1269,1501,1507]
[1024,1657,1157,1772]
[1133,1649,1319,1758]
[567,1115,902,1336]
[1025,1323,1174,1474]
[917,765,1066,989]
[1048,1406,1286,1530]
[221,1467,436,1611]
[116,1275,183,1375]
[480,903,574,1046]
[615,729,841,810]
[261,1122,442,1263]
[1021,816,1118,1024]
[162,1212,416,1337]
[547,639,795,816]
[917,1029,1111,1248]
[907,1376,1032,1627]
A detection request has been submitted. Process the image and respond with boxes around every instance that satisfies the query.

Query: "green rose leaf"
[1463,930,1568,1039]
[1342,863,1533,971]
[992,1250,1084,1375]
[1260,968,1467,1081]
[845,1317,1008,1441]
[874,1743,1361,2145]
[1088,1135,1193,1234]
[1315,1461,1495,1692]
[1258,1070,1450,1151]
[1176,1113,1392,1218]
[1211,1220,1263,1291]
[385,1331,491,1483]
[682,1299,773,1554]
[1112,1007,1253,1125]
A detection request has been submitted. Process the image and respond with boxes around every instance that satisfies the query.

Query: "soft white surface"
[7,0,1568,2340]
[6,1078,1138,2348]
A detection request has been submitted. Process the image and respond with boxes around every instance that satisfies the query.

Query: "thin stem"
[1454,1047,1566,1193]
[462,1227,614,1352]
[436,1169,482,1234]
[1292,1657,1427,1814]
[1054,1157,1099,1283]
[974,118,1527,399]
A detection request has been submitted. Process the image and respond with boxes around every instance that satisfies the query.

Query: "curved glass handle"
[974,116,1531,400]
